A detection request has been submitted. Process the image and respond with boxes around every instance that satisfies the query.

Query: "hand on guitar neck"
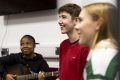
[38,71,45,80]
[38,71,59,80]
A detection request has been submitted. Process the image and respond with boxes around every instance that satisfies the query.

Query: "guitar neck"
[45,71,59,77]
[15,71,59,80]
[16,73,38,80]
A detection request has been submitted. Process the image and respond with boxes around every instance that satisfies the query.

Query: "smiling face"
[20,37,35,56]
[75,9,99,47]
[58,12,76,34]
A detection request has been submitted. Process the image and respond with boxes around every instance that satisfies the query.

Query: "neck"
[67,31,79,43]
[91,32,99,49]
[23,53,36,59]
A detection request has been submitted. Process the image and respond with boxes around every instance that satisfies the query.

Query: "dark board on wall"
[0,0,57,15]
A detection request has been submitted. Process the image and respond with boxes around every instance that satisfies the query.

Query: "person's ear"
[96,18,103,30]
[34,44,36,48]
[74,17,79,25]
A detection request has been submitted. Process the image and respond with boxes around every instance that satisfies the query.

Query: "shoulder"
[75,44,90,57]
[95,39,118,49]
[7,53,20,58]
[78,43,90,51]
[35,53,44,59]
[60,39,70,49]
[91,39,118,63]
[60,39,69,45]
[92,39,118,57]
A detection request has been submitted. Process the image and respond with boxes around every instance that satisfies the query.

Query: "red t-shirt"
[59,39,89,80]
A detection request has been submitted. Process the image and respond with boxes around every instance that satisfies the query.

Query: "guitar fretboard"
[16,73,38,80]
[15,71,59,80]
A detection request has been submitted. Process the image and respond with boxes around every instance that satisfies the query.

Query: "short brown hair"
[58,3,81,19]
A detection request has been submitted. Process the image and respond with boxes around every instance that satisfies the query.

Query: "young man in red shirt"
[57,3,90,80]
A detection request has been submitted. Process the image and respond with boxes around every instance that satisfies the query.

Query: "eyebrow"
[59,14,66,17]
[77,17,82,21]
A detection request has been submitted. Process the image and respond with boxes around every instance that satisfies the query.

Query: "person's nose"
[75,26,81,34]
[58,18,63,25]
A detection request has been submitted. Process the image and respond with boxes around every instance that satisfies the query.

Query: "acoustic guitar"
[1,64,59,80]
[13,71,59,80]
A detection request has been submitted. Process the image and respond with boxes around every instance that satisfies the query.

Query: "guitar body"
[6,64,37,80]
[6,64,30,75]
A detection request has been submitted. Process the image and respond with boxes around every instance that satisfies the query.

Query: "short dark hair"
[20,35,36,46]
[58,3,81,19]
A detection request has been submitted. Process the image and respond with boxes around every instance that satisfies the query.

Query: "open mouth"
[23,49,29,51]
[22,48,30,52]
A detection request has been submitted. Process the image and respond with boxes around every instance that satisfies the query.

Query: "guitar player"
[0,35,51,80]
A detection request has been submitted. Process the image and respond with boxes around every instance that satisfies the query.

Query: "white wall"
[0,16,6,57]
[0,0,116,68]
[0,10,65,68]
[0,10,66,56]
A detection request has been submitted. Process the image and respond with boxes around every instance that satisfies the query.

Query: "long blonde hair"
[83,3,118,48]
